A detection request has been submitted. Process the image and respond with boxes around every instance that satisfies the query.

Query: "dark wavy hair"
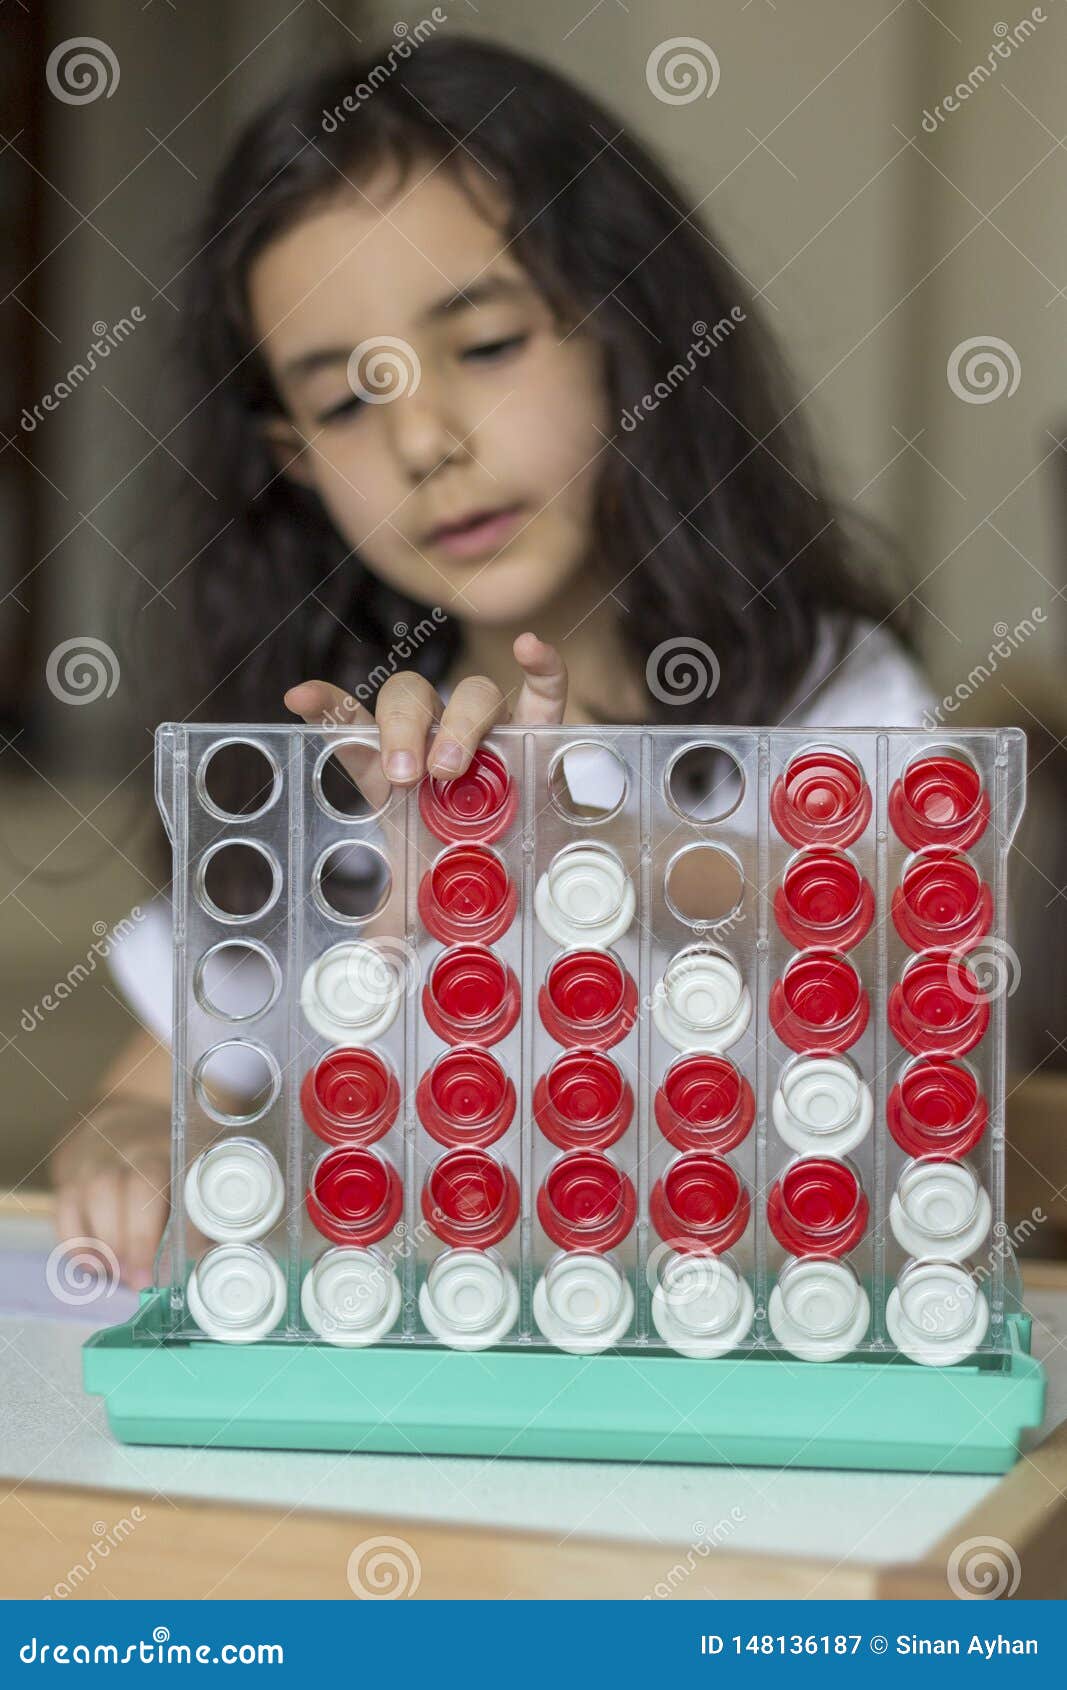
[140,33,915,776]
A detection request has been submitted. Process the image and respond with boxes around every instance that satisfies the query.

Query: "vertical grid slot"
[753,732,770,1339]
[519,730,536,1338]
[635,731,653,1340]
[989,731,1012,1350]
[871,732,889,1344]
[401,779,418,1336]
[283,734,305,1332]
[167,729,189,1333]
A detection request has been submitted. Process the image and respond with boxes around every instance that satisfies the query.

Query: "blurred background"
[1,1,1064,1244]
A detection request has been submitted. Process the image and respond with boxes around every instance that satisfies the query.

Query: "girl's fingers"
[511,633,568,726]
[122,1164,170,1290]
[55,1185,86,1252]
[82,1171,125,1270]
[431,676,509,777]
[374,672,443,783]
[284,679,390,810]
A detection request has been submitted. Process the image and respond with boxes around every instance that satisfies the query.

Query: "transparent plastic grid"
[151,723,1026,1364]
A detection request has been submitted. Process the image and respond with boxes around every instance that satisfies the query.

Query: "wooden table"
[2,1193,1065,1599]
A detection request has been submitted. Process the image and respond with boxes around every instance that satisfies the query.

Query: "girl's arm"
[51,1027,173,1291]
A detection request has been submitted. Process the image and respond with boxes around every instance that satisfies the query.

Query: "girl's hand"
[284,632,567,799]
[53,1101,172,1292]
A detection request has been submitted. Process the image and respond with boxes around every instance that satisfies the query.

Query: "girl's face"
[249,161,611,625]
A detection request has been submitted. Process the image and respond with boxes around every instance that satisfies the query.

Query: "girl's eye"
[461,334,528,363]
[316,393,364,426]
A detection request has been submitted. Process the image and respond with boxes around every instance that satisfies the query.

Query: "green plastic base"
[82,1293,1046,1474]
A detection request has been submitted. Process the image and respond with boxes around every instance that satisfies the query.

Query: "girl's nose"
[385,385,472,482]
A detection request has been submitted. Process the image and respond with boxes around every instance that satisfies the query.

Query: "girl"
[52,36,933,1286]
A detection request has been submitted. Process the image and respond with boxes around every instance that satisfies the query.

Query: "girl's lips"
[426,503,525,560]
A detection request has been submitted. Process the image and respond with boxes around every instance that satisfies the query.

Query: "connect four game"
[84,723,1046,1471]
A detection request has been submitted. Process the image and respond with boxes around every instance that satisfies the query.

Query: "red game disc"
[769,949,869,1053]
[653,1053,756,1153]
[421,1148,519,1248]
[767,1156,868,1257]
[891,851,992,953]
[537,1152,636,1252]
[422,945,520,1047]
[305,1146,403,1246]
[774,850,874,951]
[889,753,989,850]
[538,949,638,1051]
[887,1058,988,1159]
[417,844,517,946]
[300,1047,400,1147]
[419,747,518,845]
[650,1153,750,1254]
[888,950,990,1056]
[771,749,871,848]
[416,1045,516,1149]
[533,1050,634,1151]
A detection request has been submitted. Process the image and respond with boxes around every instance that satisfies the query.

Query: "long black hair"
[142,33,915,754]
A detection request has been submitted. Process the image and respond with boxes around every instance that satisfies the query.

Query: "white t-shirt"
[108,616,934,1089]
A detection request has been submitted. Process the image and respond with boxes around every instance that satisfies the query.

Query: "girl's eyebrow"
[280,275,529,384]
[423,273,528,321]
